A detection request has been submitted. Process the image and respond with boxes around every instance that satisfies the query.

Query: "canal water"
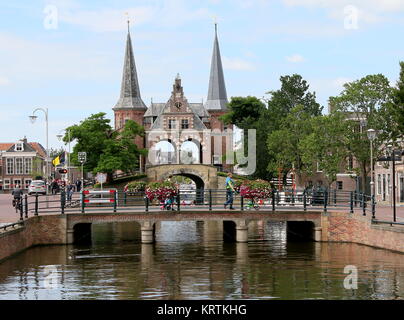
[0,221,403,300]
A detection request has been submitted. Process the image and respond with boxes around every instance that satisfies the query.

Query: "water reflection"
[0,221,403,300]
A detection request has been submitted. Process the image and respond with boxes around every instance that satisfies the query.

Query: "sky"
[1,0,404,151]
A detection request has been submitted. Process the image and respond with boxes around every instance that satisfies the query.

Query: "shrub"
[239,179,272,199]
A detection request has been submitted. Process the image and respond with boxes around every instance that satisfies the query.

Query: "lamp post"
[29,108,49,191]
[56,129,71,183]
[367,129,377,199]
[387,144,397,222]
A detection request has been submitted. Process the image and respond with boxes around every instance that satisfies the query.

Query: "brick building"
[0,137,46,191]
[112,24,232,172]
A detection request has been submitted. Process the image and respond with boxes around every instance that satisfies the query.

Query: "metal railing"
[13,189,377,219]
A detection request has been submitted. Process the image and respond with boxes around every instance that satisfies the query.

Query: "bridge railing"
[17,189,376,220]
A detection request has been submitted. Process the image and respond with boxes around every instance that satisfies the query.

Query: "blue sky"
[1,0,404,150]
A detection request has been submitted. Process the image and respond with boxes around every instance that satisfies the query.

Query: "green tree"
[329,74,392,193]
[300,112,350,187]
[383,61,404,143]
[220,96,268,179]
[63,112,146,181]
[266,105,316,183]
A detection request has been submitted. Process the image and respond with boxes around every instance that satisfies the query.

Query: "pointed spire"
[205,22,228,111]
[113,23,146,110]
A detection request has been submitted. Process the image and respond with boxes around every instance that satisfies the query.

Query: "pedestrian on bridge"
[224,172,235,210]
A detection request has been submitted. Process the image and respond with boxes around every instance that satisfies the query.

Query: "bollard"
[272,190,275,212]
[362,193,366,216]
[209,189,212,211]
[303,191,307,212]
[372,195,376,220]
[34,194,39,216]
[323,190,328,213]
[350,192,354,214]
[241,195,244,211]
[24,194,28,219]
[19,200,23,221]
[61,190,66,215]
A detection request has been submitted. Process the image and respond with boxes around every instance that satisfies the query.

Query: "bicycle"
[12,197,22,213]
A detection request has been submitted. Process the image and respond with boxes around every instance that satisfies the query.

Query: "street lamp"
[367,129,377,199]
[387,144,397,222]
[29,108,49,191]
[57,129,71,183]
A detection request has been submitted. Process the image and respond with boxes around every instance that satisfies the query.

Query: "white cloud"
[282,0,404,24]
[286,54,305,63]
[222,57,255,71]
[0,76,10,85]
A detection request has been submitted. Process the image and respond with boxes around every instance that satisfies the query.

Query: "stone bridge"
[67,210,323,244]
[146,164,219,189]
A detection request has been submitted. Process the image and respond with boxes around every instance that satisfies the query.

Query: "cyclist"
[11,184,23,211]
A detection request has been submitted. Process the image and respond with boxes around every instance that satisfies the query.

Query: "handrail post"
[34,194,39,216]
[145,196,149,212]
[372,195,376,220]
[272,190,275,212]
[61,190,66,215]
[291,190,295,205]
[113,191,117,213]
[19,200,23,221]
[334,189,337,205]
[323,190,328,213]
[303,191,307,212]
[24,194,28,219]
[81,191,85,213]
[124,192,127,206]
[241,195,244,211]
[177,193,180,212]
[209,189,212,211]
[350,191,354,214]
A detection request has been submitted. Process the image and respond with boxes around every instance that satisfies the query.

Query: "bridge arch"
[146,164,219,190]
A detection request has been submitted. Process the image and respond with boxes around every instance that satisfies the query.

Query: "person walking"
[224,172,235,210]
[75,179,82,193]
[66,182,74,202]
[50,180,58,195]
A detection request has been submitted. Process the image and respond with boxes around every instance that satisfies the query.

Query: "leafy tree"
[382,61,404,143]
[220,96,268,179]
[300,112,350,187]
[62,112,146,181]
[266,105,316,183]
[329,74,392,193]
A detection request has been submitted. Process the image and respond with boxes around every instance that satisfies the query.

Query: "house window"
[13,179,21,188]
[4,179,10,190]
[15,143,23,151]
[168,119,176,129]
[24,158,32,174]
[15,158,23,174]
[377,174,381,195]
[6,158,14,175]
[181,119,189,129]
[337,181,343,190]
[24,179,31,189]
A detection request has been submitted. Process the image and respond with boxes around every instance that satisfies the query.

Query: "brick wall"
[322,212,404,253]
[0,215,67,262]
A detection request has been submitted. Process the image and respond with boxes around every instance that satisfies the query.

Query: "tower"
[113,22,147,143]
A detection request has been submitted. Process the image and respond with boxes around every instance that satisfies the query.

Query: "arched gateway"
[146,164,219,190]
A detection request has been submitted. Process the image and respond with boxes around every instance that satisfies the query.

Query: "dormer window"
[15,143,24,151]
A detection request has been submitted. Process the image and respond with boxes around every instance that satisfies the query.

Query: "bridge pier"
[236,220,249,243]
[141,221,155,244]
